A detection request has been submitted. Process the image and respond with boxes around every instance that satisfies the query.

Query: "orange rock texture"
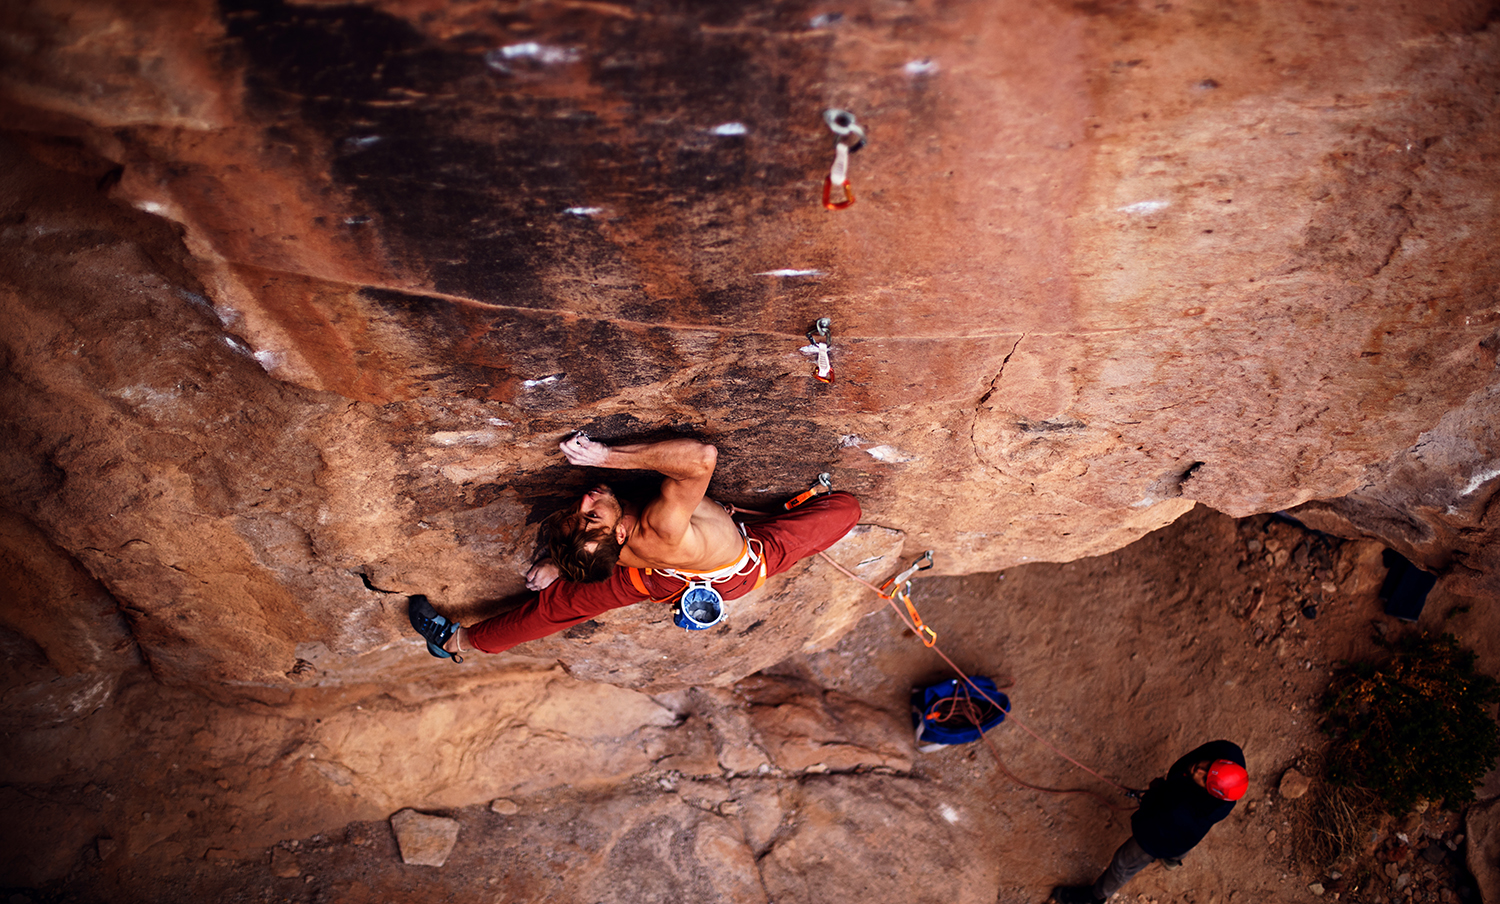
[1,0,1496,699]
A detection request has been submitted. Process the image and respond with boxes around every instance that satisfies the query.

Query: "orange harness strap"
[627,567,686,604]
[749,552,767,591]
[627,567,651,597]
[626,543,766,602]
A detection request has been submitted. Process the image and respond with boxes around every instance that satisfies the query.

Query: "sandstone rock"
[734,674,913,774]
[0,0,1496,698]
[1,1,1499,897]
[1466,797,1500,904]
[1279,768,1312,800]
[758,776,992,904]
[389,809,459,868]
[269,846,301,879]
[488,799,518,816]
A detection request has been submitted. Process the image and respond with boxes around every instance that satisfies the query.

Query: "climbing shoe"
[408,595,463,662]
[1051,887,1105,904]
[1161,857,1183,870]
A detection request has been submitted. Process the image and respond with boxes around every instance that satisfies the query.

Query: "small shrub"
[1320,632,1500,815]
[1297,780,1382,869]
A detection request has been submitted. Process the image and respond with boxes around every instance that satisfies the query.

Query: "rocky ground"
[3,505,1497,904]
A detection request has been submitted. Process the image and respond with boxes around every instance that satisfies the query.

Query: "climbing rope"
[729,490,1137,808]
[813,547,1138,809]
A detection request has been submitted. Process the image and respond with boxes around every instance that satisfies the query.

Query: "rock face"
[1278,767,1311,801]
[1467,797,1500,904]
[0,0,1496,743]
[389,809,460,867]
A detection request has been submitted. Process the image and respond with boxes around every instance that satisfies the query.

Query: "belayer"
[407,434,860,657]
[1052,740,1248,903]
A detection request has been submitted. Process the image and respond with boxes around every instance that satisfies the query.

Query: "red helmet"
[1205,760,1249,801]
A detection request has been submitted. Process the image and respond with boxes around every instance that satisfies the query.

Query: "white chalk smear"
[564,207,603,217]
[522,374,564,389]
[939,804,961,824]
[487,418,513,427]
[1117,200,1170,214]
[756,269,825,277]
[904,58,939,76]
[1460,466,1500,496]
[117,385,179,409]
[223,336,249,353]
[809,12,844,28]
[711,122,748,136]
[136,200,168,215]
[429,430,502,446]
[490,43,579,65]
[865,445,916,463]
[177,289,212,310]
[839,435,863,448]
[253,350,282,372]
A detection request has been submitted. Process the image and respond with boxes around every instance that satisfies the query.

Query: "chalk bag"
[674,582,726,631]
[911,677,1010,747]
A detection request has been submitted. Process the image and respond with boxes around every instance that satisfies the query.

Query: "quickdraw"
[784,471,833,510]
[814,528,1137,805]
[880,550,936,646]
[802,317,834,383]
[821,108,865,210]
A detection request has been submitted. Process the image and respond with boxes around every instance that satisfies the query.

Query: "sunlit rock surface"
[0,0,1496,734]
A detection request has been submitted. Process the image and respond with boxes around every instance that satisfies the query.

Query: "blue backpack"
[911,677,1010,747]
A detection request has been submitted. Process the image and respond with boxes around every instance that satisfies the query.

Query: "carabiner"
[822,175,855,210]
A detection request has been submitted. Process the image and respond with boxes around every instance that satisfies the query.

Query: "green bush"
[1320,632,1500,815]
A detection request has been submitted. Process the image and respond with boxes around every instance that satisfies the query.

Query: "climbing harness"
[801,317,834,383]
[626,522,768,631]
[822,109,865,210]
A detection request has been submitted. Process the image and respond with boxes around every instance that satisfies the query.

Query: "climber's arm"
[559,435,717,547]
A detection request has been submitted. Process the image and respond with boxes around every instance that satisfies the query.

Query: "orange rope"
[816,549,1137,805]
[733,499,1134,805]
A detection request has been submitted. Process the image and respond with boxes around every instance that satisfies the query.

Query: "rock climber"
[407,434,861,657]
[1051,739,1248,904]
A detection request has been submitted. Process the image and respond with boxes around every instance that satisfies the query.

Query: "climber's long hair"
[538,508,623,584]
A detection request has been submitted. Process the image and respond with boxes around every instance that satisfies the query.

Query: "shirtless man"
[408,434,861,659]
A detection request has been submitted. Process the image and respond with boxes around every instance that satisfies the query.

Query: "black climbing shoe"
[1051,887,1104,904]
[408,595,462,662]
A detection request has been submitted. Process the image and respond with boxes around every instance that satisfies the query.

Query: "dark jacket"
[1131,740,1244,859]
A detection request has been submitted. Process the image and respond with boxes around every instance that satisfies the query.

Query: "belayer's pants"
[1092,837,1155,899]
